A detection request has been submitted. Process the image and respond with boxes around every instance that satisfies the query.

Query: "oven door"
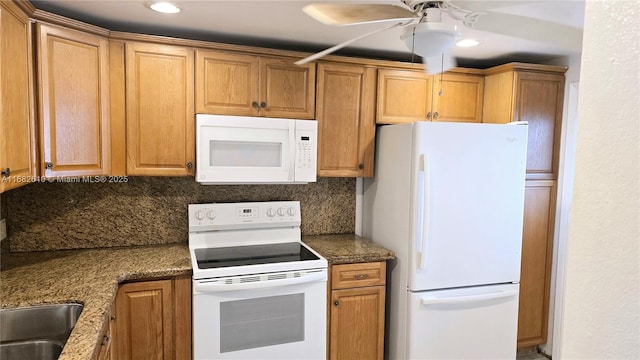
[193,269,327,359]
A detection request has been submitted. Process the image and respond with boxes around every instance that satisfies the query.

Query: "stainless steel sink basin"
[0,340,63,360]
[0,304,83,360]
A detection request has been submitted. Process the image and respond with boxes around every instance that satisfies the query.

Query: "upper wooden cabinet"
[483,64,566,178]
[432,73,484,123]
[37,24,111,178]
[316,62,376,177]
[195,50,315,119]
[0,1,37,192]
[125,42,195,176]
[377,68,483,124]
[376,68,432,124]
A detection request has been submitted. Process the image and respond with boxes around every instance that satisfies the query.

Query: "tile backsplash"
[5,177,355,252]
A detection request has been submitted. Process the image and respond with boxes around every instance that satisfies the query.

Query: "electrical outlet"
[0,219,6,241]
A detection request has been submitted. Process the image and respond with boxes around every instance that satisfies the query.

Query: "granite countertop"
[0,244,192,360]
[303,234,395,264]
[0,234,393,359]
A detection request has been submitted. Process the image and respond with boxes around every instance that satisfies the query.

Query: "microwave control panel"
[295,121,317,182]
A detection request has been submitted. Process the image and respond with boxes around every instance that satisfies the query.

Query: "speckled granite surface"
[5,177,355,252]
[0,235,392,360]
[0,244,191,360]
[303,234,395,264]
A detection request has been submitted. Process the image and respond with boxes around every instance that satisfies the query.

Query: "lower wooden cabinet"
[95,303,114,360]
[111,276,191,360]
[329,262,386,360]
[517,180,557,348]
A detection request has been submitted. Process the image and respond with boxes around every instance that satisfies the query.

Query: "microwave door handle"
[289,123,296,181]
[194,271,327,293]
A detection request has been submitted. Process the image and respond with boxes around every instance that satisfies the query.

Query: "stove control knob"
[287,207,296,216]
[206,210,216,220]
[267,208,276,217]
[277,207,286,216]
[195,210,205,220]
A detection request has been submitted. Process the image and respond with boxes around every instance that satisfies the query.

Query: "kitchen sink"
[0,303,83,360]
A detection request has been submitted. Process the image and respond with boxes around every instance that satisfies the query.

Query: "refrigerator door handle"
[418,153,431,270]
[420,289,518,306]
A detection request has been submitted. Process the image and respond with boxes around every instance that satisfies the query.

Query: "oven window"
[210,140,282,167]
[220,293,305,353]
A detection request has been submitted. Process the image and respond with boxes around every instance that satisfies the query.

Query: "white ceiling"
[31,0,585,68]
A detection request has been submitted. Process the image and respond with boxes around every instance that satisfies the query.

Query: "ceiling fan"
[295,0,582,74]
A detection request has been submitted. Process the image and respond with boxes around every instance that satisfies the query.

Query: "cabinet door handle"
[354,274,370,280]
[358,164,364,170]
[101,334,110,346]
[334,300,340,306]
[433,112,439,119]
[251,101,259,109]
[186,161,193,169]
[426,112,432,120]
[260,102,267,108]
[1,168,10,177]
[45,162,54,169]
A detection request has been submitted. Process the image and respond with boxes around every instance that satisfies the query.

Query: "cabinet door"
[433,73,484,123]
[330,286,385,360]
[126,43,194,176]
[114,280,174,360]
[517,180,556,348]
[376,68,432,124]
[37,24,110,177]
[259,57,315,119]
[0,2,36,192]
[316,62,376,177]
[195,50,259,116]
[513,71,565,178]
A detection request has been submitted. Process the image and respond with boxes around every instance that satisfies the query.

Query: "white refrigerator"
[362,121,527,359]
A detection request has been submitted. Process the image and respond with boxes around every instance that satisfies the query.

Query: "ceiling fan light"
[456,39,479,47]
[402,22,459,58]
[148,2,181,14]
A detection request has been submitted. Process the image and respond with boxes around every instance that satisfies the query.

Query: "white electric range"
[188,201,327,359]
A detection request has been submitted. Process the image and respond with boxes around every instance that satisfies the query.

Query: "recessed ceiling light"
[148,2,181,14]
[456,39,479,48]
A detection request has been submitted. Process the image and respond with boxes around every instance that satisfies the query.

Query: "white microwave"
[195,114,317,184]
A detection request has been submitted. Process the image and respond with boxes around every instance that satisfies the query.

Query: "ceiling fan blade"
[466,11,583,52]
[295,21,407,66]
[423,53,457,75]
[303,4,417,26]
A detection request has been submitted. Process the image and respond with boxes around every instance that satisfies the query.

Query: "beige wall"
[558,0,639,358]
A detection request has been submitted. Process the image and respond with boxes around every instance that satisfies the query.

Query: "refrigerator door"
[409,122,527,291]
[406,283,519,360]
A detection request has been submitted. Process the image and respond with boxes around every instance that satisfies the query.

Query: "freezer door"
[406,284,519,360]
[409,122,527,290]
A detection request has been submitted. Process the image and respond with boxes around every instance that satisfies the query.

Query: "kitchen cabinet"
[36,23,111,178]
[329,262,386,360]
[432,72,484,123]
[376,68,483,124]
[195,50,315,119]
[483,63,566,179]
[0,1,37,192]
[125,42,195,176]
[112,275,191,360]
[95,304,114,360]
[316,62,376,177]
[518,180,557,348]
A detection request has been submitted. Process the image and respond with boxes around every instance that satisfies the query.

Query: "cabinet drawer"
[332,262,386,289]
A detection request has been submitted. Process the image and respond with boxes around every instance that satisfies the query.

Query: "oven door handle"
[194,271,327,293]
